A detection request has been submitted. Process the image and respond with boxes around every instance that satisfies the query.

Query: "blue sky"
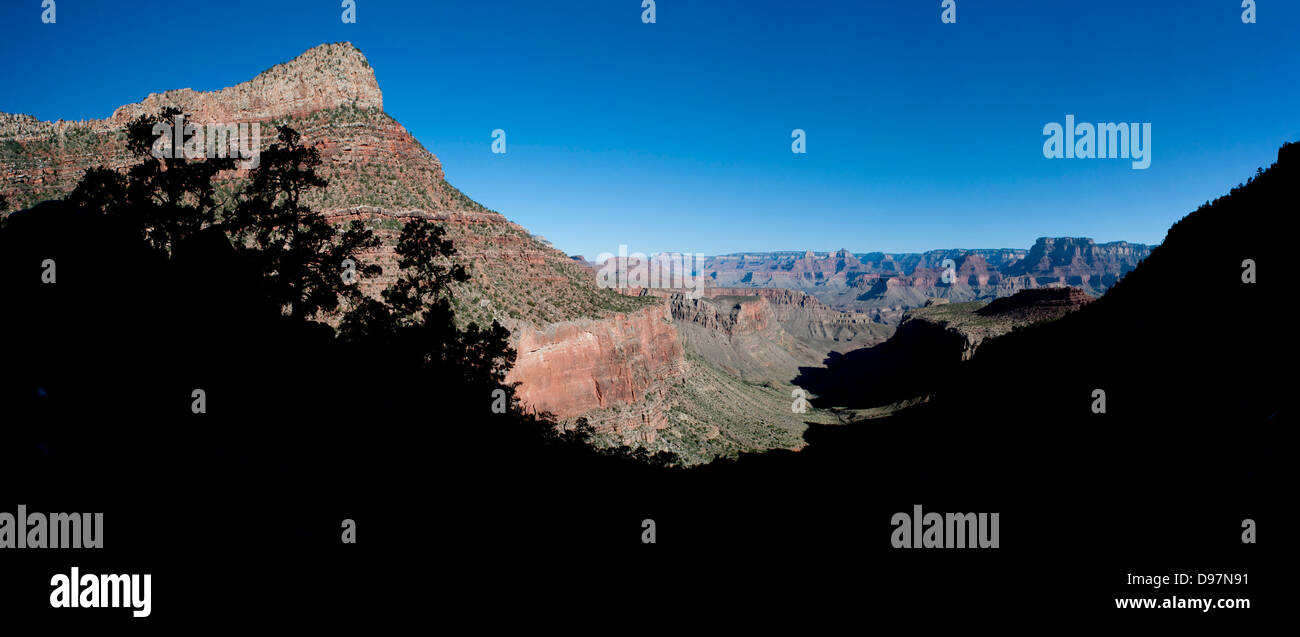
[2,0,1297,256]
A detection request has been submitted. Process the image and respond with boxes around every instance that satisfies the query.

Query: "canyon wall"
[669,293,773,336]
[698,238,1149,323]
[507,303,684,435]
[0,42,682,434]
[701,286,891,349]
[630,285,892,351]
[668,294,826,387]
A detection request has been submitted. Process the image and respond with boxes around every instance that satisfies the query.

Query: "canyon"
[634,285,893,354]
[0,42,1153,464]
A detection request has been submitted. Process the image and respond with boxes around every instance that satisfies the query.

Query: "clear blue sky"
[2,0,1296,256]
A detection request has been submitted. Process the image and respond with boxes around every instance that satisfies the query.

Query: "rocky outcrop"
[899,286,1094,361]
[631,284,891,351]
[1,43,393,206]
[0,42,679,434]
[115,43,384,125]
[704,286,891,349]
[667,294,826,388]
[1,42,381,142]
[669,294,772,336]
[507,303,685,434]
[1002,237,1145,286]
[532,289,837,457]
[976,286,1094,321]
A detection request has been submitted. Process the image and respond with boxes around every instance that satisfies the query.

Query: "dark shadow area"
[792,316,968,408]
[0,123,1291,627]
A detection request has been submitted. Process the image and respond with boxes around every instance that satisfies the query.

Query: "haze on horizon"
[2,0,1296,257]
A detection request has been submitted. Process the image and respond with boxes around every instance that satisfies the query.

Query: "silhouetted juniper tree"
[116,107,237,255]
[224,126,379,321]
[340,217,517,391]
[67,167,128,215]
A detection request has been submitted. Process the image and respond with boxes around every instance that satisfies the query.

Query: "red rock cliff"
[507,303,684,423]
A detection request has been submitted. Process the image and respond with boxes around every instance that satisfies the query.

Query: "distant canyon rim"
[0,42,1152,463]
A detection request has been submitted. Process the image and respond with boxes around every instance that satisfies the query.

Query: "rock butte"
[697,238,1150,324]
[0,42,680,436]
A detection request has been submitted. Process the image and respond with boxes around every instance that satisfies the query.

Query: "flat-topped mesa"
[1003,237,1146,277]
[976,286,1093,319]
